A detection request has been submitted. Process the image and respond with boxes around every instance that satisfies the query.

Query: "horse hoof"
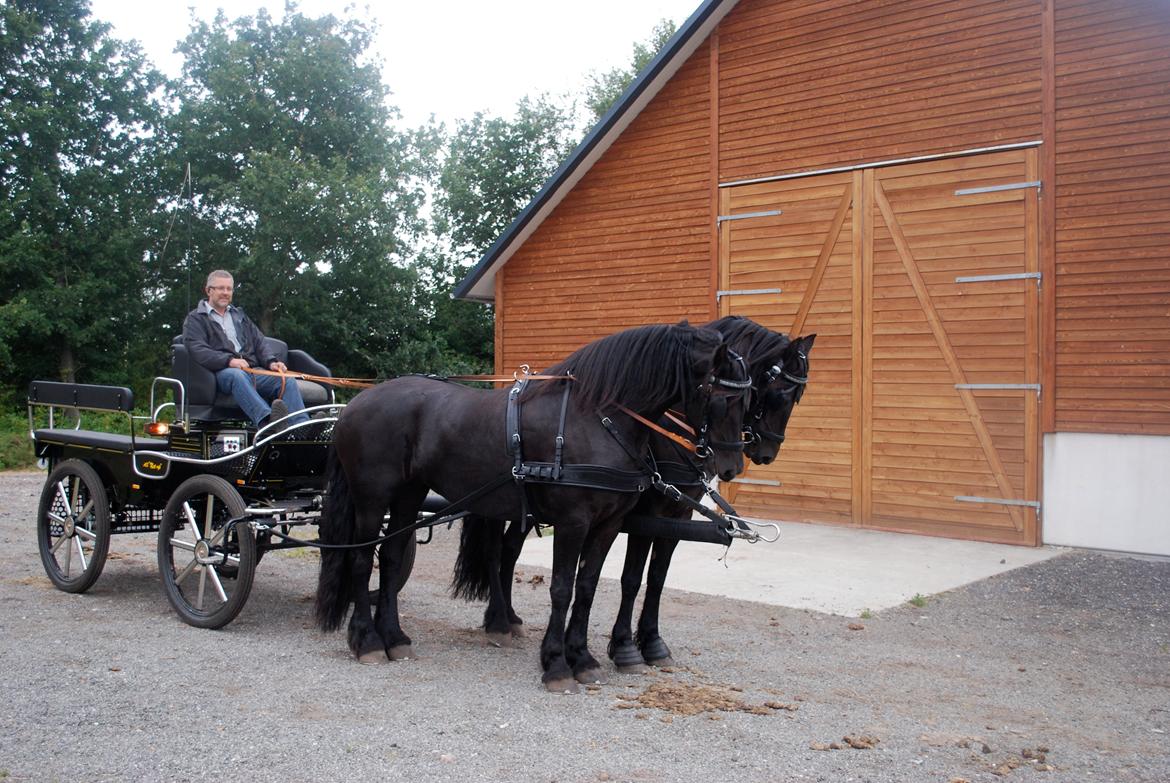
[614,663,649,675]
[544,677,579,694]
[388,644,415,661]
[357,650,386,665]
[574,667,607,685]
[510,623,527,639]
[485,631,513,649]
[608,641,646,670]
[640,637,673,664]
[647,656,676,668]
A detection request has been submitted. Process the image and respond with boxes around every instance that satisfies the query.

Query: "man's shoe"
[263,399,290,436]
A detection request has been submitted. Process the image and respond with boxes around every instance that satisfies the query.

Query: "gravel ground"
[1,468,1167,783]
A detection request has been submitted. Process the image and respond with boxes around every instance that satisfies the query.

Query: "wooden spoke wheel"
[37,460,111,593]
[158,475,255,629]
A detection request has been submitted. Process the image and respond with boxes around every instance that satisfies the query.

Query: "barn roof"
[452,0,737,302]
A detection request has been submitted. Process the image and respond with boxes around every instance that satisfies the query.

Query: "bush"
[0,409,37,471]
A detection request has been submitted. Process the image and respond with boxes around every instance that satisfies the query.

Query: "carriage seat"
[170,336,333,423]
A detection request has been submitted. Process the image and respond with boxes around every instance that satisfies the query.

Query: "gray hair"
[205,269,233,288]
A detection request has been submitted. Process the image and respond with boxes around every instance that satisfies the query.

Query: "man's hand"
[228,358,250,370]
[268,360,288,373]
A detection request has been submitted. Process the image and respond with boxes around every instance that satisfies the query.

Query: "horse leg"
[346,530,383,664]
[565,516,624,685]
[480,516,514,648]
[500,518,528,637]
[608,532,652,673]
[373,486,426,661]
[636,536,680,666]
[541,522,586,694]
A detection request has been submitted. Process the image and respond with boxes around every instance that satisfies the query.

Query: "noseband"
[745,350,808,446]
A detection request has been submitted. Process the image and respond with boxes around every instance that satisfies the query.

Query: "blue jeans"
[215,368,309,426]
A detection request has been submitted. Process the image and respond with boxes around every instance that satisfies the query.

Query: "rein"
[241,365,573,390]
[618,405,703,455]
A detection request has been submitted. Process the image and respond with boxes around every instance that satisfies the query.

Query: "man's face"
[206,276,234,311]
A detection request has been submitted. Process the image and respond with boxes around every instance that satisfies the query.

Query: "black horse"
[451,329,754,650]
[452,317,812,669]
[315,322,745,692]
[607,319,815,670]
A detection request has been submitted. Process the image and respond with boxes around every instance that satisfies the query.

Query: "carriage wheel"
[37,460,111,593]
[158,475,256,629]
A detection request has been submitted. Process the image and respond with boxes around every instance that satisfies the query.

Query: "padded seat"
[170,336,333,423]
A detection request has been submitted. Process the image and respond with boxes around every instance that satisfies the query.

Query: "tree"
[583,19,677,122]
[0,0,164,390]
[159,5,429,377]
[434,95,579,257]
[429,96,580,372]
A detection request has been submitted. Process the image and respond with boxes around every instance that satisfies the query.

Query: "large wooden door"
[720,149,1040,545]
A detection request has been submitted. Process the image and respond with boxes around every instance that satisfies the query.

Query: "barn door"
[720,149,1040,545]
[718,170,859,526]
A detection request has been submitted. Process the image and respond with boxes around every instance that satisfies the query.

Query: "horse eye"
[711,396,728,418]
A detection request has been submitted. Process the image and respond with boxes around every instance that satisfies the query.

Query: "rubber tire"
[37,459,111,594]
[158,474,255,629]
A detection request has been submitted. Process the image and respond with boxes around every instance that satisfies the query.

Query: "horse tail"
[316,449,354,632]
[451,516,493,601]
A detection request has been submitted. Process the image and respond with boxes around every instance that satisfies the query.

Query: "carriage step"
[621,515,732,546]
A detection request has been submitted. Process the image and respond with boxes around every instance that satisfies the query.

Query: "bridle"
[692,350,753,458]
[744,350,808,447]
[621,350,752,458]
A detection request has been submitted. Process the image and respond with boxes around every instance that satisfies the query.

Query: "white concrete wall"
[1043,432,1170,556]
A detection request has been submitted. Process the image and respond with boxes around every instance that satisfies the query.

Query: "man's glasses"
[207,285,234,292]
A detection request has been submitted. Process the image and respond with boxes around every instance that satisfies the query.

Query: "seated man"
[182,269,310,430]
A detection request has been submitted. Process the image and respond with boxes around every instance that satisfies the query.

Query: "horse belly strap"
[515,463,649,493]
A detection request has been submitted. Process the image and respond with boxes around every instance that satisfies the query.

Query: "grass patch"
[0,409,36,471]
[908,593,927,608]
[859,609,873,619]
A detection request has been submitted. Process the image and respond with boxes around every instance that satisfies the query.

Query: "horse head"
[678,327,751,482]
[745,333,815,465]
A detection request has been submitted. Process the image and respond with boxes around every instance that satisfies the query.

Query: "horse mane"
[709,316,791,376]
[527,322,720,413]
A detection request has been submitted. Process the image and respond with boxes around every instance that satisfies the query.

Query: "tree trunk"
[59,341,76,383]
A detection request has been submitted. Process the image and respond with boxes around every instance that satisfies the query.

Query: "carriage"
[26,339,441,629]
[26,321,809,690]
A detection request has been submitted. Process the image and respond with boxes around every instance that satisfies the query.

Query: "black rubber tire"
[37,460,111,593]
[158,474,255,629]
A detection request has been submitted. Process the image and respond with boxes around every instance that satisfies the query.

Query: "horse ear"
[795,333,817,353]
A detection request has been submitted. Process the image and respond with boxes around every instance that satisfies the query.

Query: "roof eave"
[452,0,737,303]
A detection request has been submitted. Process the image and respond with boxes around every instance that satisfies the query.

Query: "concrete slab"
[515,519,1063,617]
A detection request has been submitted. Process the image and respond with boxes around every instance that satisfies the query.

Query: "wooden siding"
[717,0,1044,183]
[720,150,1040,544]
[496,42,715,372]
[1053,0,1170,434]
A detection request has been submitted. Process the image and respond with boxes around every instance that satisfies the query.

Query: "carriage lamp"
[145,421,170,436]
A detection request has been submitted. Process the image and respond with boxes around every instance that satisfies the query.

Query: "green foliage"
[156,5,434,379]
[434,95,579,257]
[583,19,677,122]
[0,409,35,471]
[0,0,166,388]
[908,593,927,608]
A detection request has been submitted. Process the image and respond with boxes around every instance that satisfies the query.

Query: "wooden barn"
[454,0,1170,555]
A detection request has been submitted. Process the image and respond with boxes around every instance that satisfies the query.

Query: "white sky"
[89,0,700,127]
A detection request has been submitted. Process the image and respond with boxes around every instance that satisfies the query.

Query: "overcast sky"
[88,0,700,127]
